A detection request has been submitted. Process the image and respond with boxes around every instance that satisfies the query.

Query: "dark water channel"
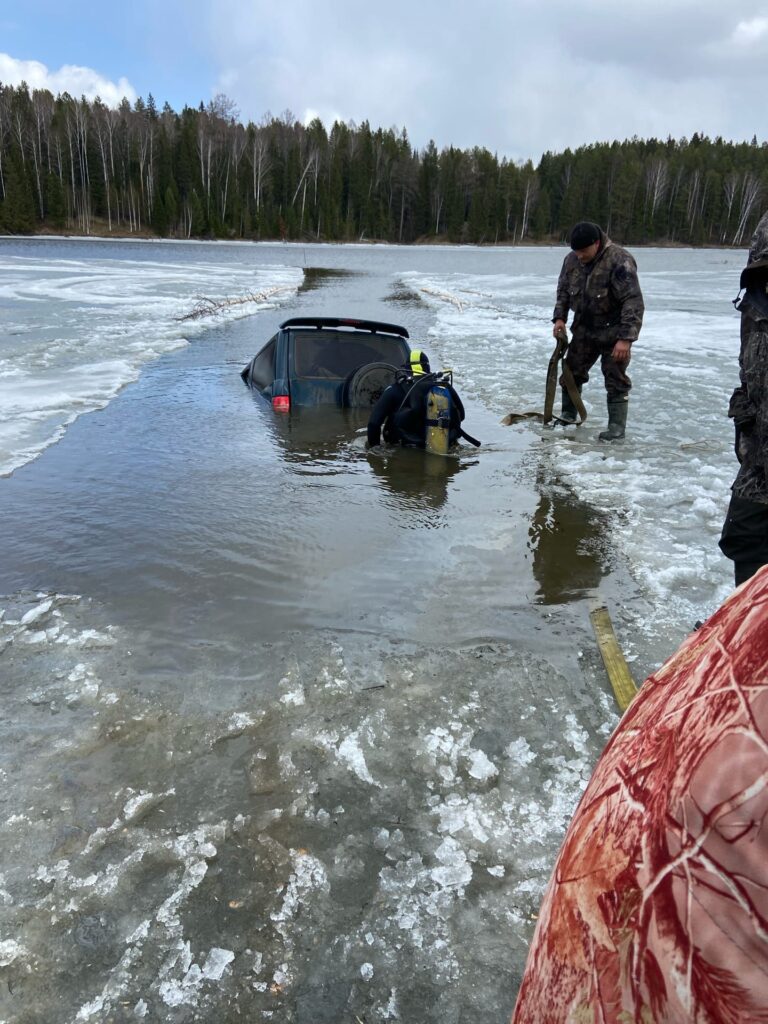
[0,249,626,1023]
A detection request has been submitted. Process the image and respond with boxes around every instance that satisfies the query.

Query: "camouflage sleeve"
[552,260,570,323]
[611,257,644,342]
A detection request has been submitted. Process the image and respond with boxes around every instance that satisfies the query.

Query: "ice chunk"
[21,599,53,625]
[202,947,234,980]
[337,732,378,786]
[505,736,536,766]
[431,838,473,889]
[466,748,498,781]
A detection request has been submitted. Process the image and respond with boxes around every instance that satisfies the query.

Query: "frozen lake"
[0,236,746,1022]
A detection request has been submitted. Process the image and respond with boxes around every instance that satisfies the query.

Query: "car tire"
[345,362,399,407]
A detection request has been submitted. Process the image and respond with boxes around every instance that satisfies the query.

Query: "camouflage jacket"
[731,212,768,504]
[552,230,644,343]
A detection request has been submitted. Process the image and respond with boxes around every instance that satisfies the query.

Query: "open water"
[0,236,745,1022]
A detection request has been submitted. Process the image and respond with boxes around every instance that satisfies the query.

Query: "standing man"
[552,222,644,440]
[719,211,768,586]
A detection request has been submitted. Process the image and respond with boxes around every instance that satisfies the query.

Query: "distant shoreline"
[0,227,747,251]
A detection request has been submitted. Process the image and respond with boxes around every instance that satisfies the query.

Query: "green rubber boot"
[598,396,628,441]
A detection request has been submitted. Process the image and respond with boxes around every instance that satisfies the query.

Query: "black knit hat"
[570,222,601,250]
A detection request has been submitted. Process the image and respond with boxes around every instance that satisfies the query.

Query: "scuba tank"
[425,380,453,455]
[388,364,478,451]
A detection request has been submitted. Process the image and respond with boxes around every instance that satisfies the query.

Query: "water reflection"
[367,447,474,527]
[528,481,610,604]
[266,406,367,469]
[252,400,475,525]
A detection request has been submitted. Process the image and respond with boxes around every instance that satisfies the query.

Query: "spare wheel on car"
[345,362,399,407]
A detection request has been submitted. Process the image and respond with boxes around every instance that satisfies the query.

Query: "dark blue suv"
[240,317,412,411]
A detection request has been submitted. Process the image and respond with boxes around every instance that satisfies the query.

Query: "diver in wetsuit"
[367,351,471,449]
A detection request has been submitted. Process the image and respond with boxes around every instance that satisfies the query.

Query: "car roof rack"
[280,317,409,338]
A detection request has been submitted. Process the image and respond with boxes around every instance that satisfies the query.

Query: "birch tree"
[519,162,539,240]
[644,158,668,221]
[733,172,762,245]
[93,99,114,230]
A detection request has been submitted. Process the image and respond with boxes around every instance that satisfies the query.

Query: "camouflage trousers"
[561,331,632,399]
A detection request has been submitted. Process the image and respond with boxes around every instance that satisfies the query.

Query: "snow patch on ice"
[279,685,306,706]
[0,939,27,966]
[228,711,256,731]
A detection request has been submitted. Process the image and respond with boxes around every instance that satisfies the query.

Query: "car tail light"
[272,395,290,412]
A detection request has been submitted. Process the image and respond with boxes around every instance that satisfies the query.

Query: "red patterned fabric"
[512,568,768,1023]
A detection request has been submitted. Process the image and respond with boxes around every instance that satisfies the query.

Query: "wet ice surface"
[0,239,746,1021]
[0,592,615,1024]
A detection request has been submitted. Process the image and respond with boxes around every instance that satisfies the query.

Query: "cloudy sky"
[1,1,767,162]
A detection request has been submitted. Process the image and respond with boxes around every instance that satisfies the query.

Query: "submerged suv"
[240,317,411,411]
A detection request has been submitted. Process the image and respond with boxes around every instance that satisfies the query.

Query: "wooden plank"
[589,606,638,713]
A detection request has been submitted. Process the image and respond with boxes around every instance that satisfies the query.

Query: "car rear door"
[288,330,410,406]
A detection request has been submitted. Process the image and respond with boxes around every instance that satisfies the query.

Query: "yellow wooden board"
[589,606,638,712]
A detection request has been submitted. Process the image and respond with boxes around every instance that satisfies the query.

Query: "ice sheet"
[0,245,302,475]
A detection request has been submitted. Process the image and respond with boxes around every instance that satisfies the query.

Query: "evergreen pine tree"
[0,153,37,232]
[45,171,66,228]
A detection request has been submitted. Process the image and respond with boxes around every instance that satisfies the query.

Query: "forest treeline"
[0,81,766,246]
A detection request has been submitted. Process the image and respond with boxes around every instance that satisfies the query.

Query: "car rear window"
[292,331,407,379]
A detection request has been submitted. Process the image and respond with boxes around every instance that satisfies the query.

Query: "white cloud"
[198,0,767,160]
[0,53,136,107]
[3,0,765,157]
[731,16,768,47]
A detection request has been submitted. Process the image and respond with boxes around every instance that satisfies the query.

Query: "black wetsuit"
[367,374,466,448]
